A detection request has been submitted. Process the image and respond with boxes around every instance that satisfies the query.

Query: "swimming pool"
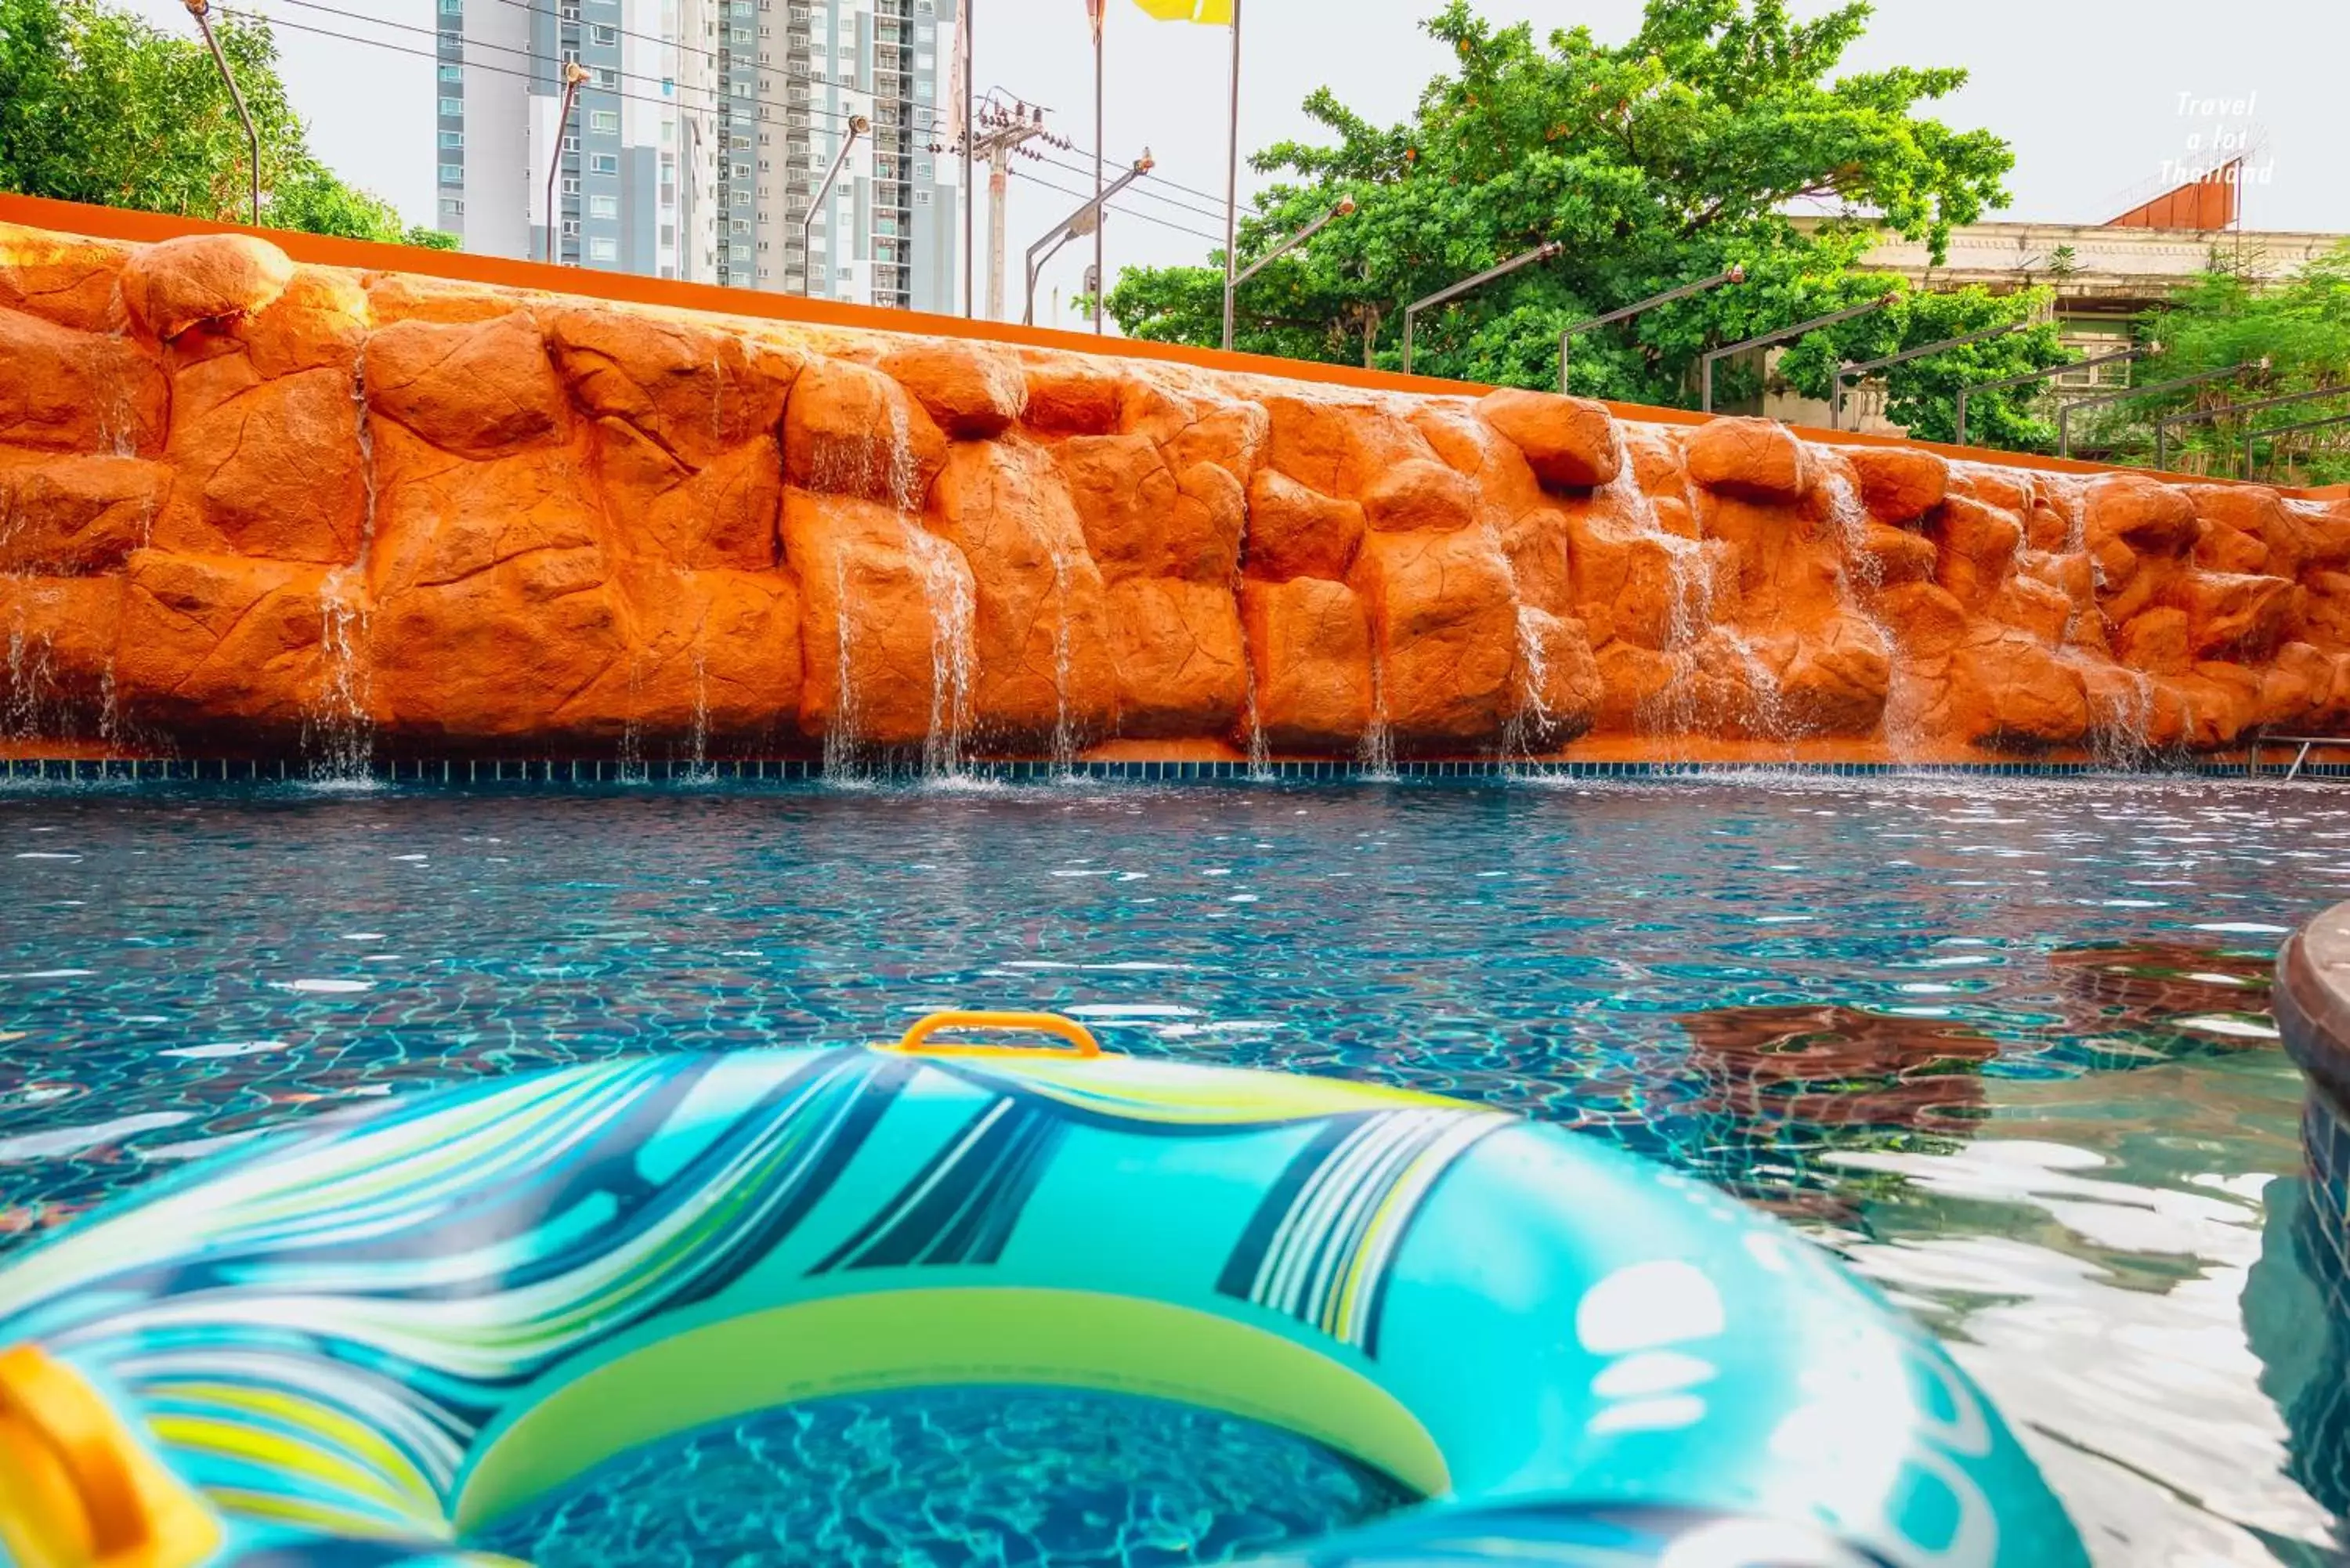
[0,775,2338,1564]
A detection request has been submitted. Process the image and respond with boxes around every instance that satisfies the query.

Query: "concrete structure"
[433,0,960,310]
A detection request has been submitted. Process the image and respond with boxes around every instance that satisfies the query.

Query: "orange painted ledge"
[0,191,2309,496]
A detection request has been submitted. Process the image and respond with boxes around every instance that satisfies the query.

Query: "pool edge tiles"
[6,756,2350,787]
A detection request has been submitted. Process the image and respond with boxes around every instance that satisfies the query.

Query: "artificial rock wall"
[2,220,2347,764]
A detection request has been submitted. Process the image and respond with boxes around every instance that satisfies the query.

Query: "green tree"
[2117,244,2350,483]
[1109,0,2070,441]
[0,0,453,249]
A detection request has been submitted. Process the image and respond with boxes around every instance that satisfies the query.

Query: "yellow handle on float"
[0,1344,219,1568]
[888,1010,1104,1058]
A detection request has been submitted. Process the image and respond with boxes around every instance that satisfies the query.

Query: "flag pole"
[1220,0,1242,351]
[1093,3,1105,334]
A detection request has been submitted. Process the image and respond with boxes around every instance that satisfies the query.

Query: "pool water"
[0,775,2341,1565]
[468,1388,1410,1568]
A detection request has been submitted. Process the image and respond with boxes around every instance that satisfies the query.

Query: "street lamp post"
[1023,153,1154,327]
[1829,322,2023,432]
[2055,360,2264,457]
[1954,344,2157,447]
[1222,197,1354,352]
[180,0,259,226]
[544,60,591,265]
[799,114,871,296]
[1697,295,1896,415]
[1556,265,1744,395]
[1400,241,1564,378]
[2152,381,2347,474]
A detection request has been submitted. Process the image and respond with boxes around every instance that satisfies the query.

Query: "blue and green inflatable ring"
[0,1026,2088,1567]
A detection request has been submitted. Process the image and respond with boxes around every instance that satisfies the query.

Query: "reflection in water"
[1828,1055,2338,1566]
[1680,1003,1994,1133]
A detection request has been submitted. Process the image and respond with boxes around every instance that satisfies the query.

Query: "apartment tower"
[433,0,959,310]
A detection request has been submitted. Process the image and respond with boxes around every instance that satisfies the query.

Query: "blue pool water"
[0,774,2342,1564]
[468,1388,1409,1567]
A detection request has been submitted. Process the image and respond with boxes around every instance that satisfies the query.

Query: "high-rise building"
[433,0,959,313]
[714,0,960,310]
[435,0,711,280]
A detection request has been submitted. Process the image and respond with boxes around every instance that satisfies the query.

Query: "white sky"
[122,0,2350,331]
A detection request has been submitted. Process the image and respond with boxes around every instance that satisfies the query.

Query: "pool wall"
[2,200,2346,768]
[2277,908,2350,1519]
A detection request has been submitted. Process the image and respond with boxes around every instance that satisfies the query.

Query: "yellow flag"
[1132,0,1234,20]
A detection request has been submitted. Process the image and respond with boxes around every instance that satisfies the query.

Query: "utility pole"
[967,98,1065,321]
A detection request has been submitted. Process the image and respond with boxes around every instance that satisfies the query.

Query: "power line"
[224,6,879,139]
[1010,166,1224,246]
[1029,148,1231,228]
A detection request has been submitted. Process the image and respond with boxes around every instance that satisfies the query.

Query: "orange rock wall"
[3,222,2347,764]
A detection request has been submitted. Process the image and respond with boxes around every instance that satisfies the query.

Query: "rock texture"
[4,220,2348,764]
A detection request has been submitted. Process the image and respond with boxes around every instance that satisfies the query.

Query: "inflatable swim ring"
[0,1013,2086,1568]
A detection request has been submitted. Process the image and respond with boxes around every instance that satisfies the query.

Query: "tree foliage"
[0,0,453,249]
[2110,244,2350,484]
[1108,0,2070,442]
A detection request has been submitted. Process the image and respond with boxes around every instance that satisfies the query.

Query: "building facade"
[434,0,958,312]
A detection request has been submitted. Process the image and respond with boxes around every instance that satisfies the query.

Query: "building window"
[595,68,618,88]
[588,193,619,218]
[440,197,465,215]
[732,219,750,233]
[438,0,461,12]
[438,64,462,83]
[562,175,581,193]
[913,190,931,204]
[589,237,619,262]
[590,154,619,173]
[437,129,465,148]
[562,135,580,152]
[914,161,931,180]
[561,219,580,236]
[438,163,465,184]
[590,23,616,43]
[439,96,464,117]
[588,110,620,134]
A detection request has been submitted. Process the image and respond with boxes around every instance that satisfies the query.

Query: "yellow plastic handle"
[890,1010,1104,1058]
[0,1343,218,1568]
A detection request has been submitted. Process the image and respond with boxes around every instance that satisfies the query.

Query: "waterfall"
[2088,665,2158,768]
[822,550,862,780]
[302,569,373,782]
[1241,657,1273,780]
[2,609,51,742]
[812,390,974,779]
[1358,651,1396,779]
[1604,458,1716,742]
[1818,467,1905,756]
[1047,540,1079,774]
[680,646,715,784]
[301,364,380,784]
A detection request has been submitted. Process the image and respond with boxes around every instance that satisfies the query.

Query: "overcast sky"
[123,0,2348,330]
